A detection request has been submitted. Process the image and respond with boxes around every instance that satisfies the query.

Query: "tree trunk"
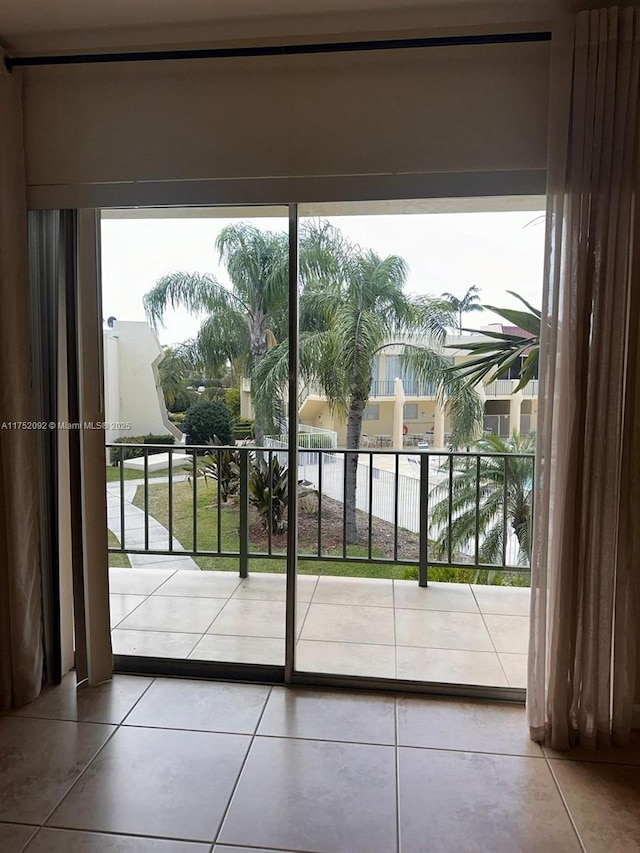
[249,312,268,457]
[345,392,366,545]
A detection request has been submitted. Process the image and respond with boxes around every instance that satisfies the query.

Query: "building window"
[403,403,418,419]
[363,404,380,420]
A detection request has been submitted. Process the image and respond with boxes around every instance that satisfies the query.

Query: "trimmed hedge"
[110,433,175,464]
[233,417,255,441]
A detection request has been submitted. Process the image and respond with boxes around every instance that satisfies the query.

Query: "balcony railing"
[369,380,396,397]
[369,379,437,397]
[106,443,534,587]
[402,380,437,396]
[484,379,539,397]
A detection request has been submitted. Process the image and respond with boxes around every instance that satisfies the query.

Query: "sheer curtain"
[0,52,44,709]
[528,7,640,749]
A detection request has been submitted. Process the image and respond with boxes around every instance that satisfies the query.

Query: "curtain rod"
[4,30,551,70]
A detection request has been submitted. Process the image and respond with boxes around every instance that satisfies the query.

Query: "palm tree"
[442,285,483,335]
[429,431,535,570]
[447,291,540,390]
[254,221,484,544]
[144,222,289,446]
[157,346,193,412]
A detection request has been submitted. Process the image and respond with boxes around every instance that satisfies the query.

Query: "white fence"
[297,452,525,565]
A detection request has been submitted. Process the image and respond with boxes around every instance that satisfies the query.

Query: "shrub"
[183,400,233,447]
[168,412,186,424]
[167,387,196,413]
[233,417,255,441]
[199,448,243,502]
[402,565,531,587]
[249,456,289,534]
[225,387,242,419]
[110,433,175,464]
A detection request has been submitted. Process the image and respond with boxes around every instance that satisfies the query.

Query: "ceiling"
[0,0,574,52]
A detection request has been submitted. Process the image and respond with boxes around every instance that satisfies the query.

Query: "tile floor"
[109,568,529,687]
[2,674,640,852]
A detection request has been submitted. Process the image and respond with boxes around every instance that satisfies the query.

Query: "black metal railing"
[106,443,534,587]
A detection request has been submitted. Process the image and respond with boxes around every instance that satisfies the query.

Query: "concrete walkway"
[107,477,199,571]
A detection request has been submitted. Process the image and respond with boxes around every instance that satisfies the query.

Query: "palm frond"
[143,272,244,329]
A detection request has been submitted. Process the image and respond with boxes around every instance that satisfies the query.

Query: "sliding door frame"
[64,192,534,703]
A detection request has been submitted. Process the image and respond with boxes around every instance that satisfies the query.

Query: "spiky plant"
[249,456,289,535]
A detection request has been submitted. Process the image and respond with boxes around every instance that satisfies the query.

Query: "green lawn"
[131,478,412,579]
[108,530,130,568]
[106,464,192,482]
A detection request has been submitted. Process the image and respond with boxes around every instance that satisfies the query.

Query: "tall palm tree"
[442,285,483,335]
[254,221,484,543]
[144,222,289,446]
[429,431,535,570]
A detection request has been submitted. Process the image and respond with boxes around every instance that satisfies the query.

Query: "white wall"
[103,320,178,442]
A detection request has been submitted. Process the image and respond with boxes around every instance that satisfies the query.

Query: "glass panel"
[296,197,544,686]
[101,205,290,668]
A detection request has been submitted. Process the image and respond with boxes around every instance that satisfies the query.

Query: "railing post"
[239,451,249,579]
[418,453,429,587]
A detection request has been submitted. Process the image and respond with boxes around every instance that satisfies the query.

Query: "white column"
[392,377,406,450]
[433,400,446,449]
[509,390,523,436]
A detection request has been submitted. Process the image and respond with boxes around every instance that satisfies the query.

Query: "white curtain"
[528,7,640,749]
[0,52,44,709]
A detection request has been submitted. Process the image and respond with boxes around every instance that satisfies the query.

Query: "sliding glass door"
[88,195,543,697]
[101,205,292,673]
[290,199,542,691]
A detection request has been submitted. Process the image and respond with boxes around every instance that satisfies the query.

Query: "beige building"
[299,329,539,449]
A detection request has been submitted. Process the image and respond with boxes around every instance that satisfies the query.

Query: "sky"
[100,210,546,348]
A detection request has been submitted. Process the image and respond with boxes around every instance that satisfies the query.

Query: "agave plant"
[249,456,289,535]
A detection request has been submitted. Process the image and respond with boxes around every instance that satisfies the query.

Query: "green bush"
[402,565,531,587]
[225,387,241,419]
[233,417,255,441]
[110,433,175,464]
[183,400,233,447]
[168,412,186,424]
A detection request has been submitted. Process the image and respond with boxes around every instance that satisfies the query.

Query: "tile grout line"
[118,724,396,749]
[544,755,588,853]
[34,674,159,833]
[295,589,314,643]
[473,586,513,688]
[392,579,399,680]
[109,589,154,631]
[394,694,401,853]
[211,683,275,848]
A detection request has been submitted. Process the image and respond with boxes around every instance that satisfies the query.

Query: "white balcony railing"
[484,379,538,397]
